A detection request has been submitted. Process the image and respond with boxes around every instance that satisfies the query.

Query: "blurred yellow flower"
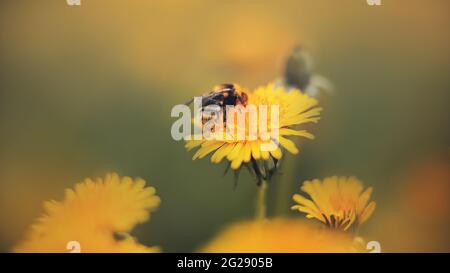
[291,176,376,231]
[200,218,363,253]
[186,83,322,172]
[13,173,161,253]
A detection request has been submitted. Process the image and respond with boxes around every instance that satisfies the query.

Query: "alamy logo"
[66,0,81,6]
[366,0,381,6]
[66,240,81,253]
[367,241,382,253]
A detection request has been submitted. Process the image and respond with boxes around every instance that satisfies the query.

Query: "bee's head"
[239,91,248,106]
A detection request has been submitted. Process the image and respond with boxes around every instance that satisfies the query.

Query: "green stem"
[255,179,268,220]
[274,156,296,216]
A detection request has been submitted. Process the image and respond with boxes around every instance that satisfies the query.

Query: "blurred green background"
[0,0,449,252]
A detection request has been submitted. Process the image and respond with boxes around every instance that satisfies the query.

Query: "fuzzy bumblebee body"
[187,83,249,125]
[198,83,248,108]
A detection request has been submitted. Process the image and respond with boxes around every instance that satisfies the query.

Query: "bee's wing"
[201,90,231,105]
[305,75,334,97]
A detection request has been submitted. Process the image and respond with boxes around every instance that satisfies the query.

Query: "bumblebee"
[187,83,249,124]
[187,83,248,107]
[202,83,248,108]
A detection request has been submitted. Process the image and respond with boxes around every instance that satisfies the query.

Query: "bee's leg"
[222,105,227,124]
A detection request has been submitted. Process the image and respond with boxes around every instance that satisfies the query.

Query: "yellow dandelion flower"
[291,176,376,231]
[185,83,322,178]
[13,173,161,253]
[200,218,364,253]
